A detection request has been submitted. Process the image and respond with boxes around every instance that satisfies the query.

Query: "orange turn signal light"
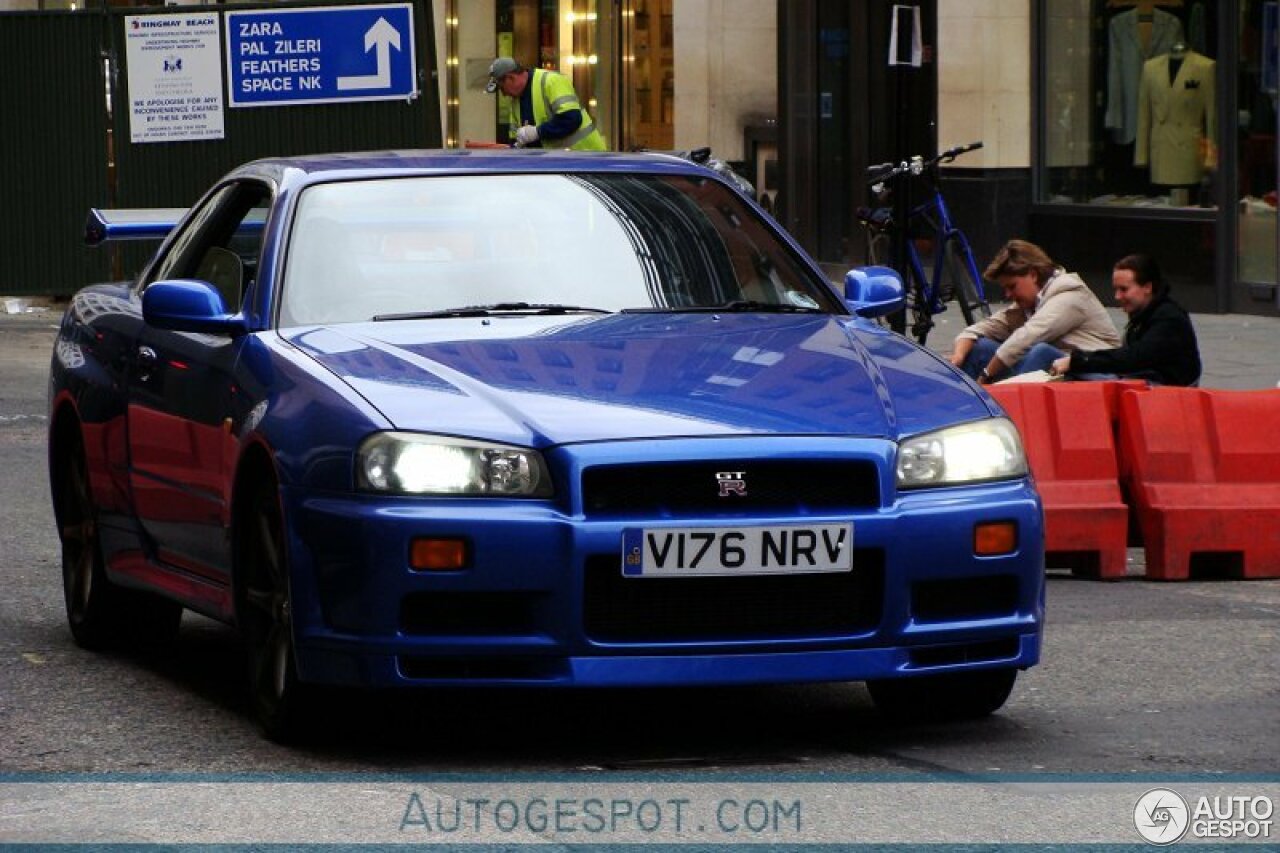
[410,537,469,571]
[974,521,1017,556]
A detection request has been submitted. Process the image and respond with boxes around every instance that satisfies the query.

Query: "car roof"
[232,149,713,188]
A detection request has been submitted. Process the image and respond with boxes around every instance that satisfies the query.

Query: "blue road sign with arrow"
[225,3,416,107]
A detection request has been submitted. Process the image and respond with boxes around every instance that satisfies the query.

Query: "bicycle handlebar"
[865,141,983,185]
[938,140,983,162]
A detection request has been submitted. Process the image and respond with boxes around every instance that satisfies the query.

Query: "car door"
[127,180,271,584]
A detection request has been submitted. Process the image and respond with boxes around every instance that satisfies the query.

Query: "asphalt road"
[1,309,1277,844]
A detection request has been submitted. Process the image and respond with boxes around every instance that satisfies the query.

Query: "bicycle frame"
[903,184,985,320]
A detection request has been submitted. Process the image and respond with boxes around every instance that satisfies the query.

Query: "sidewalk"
[924,306,1280,390]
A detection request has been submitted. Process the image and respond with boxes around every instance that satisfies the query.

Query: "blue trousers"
[960,337,1064,380]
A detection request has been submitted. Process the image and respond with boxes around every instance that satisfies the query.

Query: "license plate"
[621,523,854,577]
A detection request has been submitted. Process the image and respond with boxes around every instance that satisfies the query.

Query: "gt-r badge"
[716,471,747,497]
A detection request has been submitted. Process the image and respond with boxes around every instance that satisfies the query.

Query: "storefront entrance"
[440,0,674,153]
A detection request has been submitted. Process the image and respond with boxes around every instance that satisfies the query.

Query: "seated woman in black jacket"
[1050,253,1202,386]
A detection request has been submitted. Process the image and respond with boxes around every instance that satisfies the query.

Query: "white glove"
[515,124,540,147]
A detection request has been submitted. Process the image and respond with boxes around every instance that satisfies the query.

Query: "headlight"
[357,432,553,497]
[896,418,1027,489]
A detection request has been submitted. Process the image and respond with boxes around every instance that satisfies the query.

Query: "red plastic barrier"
[988,382,1130,579]
[1097,379,1149,484]
[1117,387,1280,580]
[1092,378,1149,431]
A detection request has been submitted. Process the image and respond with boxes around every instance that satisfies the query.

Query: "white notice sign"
[126,14,225,143]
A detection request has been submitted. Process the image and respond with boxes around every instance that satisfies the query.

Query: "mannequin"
[1135,42,1215,191]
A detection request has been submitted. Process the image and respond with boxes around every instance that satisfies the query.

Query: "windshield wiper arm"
[374,302,612,322]
[479,302,612,314]
[621,300,823,314]
[717,300,823,313]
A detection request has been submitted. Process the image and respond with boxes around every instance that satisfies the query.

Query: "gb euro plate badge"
[622,523,854,577]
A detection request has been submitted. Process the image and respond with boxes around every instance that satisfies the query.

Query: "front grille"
[581,460,880,517]
[582,550,884,642]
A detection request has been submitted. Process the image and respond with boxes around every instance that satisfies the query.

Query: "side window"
[146,181,272,312]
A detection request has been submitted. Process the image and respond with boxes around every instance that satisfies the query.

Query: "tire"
[56,433,182,650]
[887,307,908,335]
[866,230,891,267]
[908,283,933,346]
[237,477,317,742]
[945,240,991,326]
[866,667,1017,722]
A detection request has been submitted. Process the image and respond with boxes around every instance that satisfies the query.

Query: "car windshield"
[278,172,840,326]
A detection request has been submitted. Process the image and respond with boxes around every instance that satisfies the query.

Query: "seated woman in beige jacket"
[950,239,1121,385]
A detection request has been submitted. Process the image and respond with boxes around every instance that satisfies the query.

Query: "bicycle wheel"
[905,253,933,346]
[908,290,933,345]
[944,237,991,325]
[866,230,891,267]
[886,268,924,339]
[857,228,905,332]
[887,303,908,335]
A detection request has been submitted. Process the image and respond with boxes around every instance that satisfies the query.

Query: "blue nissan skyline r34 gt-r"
[49,150,1043,739]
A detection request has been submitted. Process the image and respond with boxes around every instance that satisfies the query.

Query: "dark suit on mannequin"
[1105,7,1185,145]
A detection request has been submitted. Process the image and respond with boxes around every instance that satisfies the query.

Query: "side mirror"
[844,266,906,318]
[142,279,247,335]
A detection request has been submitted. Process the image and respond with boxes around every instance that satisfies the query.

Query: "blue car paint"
[285,314,992,447]
[50,150,1043,693]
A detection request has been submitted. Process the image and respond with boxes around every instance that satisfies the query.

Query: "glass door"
[1236,0,1278,295]
[620,0,674,150]
[562,0,611,147]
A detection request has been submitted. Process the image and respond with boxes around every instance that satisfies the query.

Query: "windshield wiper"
[718,300,823,313]
[621,300,824,314]
[373,302,612,322]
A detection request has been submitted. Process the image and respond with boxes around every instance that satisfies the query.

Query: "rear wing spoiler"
[84,208,266,246]
[85,208,187,246]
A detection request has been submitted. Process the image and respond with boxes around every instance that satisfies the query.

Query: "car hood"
[282,314,990,447]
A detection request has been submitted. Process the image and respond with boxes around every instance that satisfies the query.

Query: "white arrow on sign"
[336,17,401,91]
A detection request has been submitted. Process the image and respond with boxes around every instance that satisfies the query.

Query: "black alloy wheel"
[239,478,315,741]
[57,433,181,649]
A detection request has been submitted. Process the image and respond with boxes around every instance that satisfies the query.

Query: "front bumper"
[283,437,1045,688]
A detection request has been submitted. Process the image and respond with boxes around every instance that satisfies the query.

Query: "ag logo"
[1134,788,1190,845]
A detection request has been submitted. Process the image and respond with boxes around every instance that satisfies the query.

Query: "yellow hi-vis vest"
[506,68,607,151]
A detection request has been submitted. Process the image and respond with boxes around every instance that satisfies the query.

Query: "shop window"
[625,0,674,150]
[1236,0,1277,287]
[1042,0,1220,209]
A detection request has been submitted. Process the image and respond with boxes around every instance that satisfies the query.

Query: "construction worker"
[485,57,607,151]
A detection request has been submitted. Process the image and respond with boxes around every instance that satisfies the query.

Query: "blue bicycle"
[858,141,991,345]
